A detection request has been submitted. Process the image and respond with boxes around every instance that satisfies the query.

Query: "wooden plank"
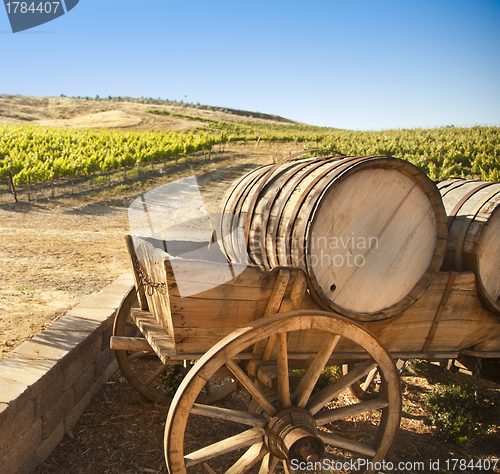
[125,235,148,310]
[421,272,457,352]
[253,269,290,356]
[292,272,500,355]
[130,308,203,361]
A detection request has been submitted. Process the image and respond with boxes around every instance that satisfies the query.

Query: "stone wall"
[0,274,134,474]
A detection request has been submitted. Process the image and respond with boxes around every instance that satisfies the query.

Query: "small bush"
[424,383,499,444]
[294,365,343,394]
[159,365,185,394]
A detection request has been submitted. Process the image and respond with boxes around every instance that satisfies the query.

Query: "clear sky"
[1,0,499,130]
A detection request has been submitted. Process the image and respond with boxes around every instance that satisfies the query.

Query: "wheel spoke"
[225,360,278,416]
[144,363,169,387]
[185,428,265,467]
[283,460,297,474]
[361,367,378,392]
[191,404,267,428]
[259,453,279,474]
[315,398,389,426]
[225,442,268,474]
[318,431,376,457]
[203,462,217,474]
[262,334,277,361]
[307,359,378,415]
[198,379,238,404]
[291,334,341,408]
[277,332,291,409]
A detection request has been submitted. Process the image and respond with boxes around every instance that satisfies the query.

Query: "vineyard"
[0,116,499,202]
[317,126,500,181]
[0,126,224,187]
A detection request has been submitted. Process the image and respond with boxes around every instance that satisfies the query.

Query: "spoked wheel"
[113,287,237,405]
[164,310,402,474]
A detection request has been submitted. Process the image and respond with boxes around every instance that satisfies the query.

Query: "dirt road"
[0,143,285,358]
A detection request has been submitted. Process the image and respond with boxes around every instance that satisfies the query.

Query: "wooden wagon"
[110,155,500,474]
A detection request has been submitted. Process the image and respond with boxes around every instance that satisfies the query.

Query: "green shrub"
[424,383,499,444]
[159,364,185,394]
[293,365,343,394]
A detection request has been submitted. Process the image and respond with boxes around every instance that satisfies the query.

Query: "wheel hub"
[266,407,325,462]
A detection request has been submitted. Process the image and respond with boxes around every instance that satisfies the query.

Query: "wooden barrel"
[219,155,448,321]
[437,178,500,314]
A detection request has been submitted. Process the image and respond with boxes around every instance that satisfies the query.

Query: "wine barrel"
[437,178,500,314]
[219,155,448,321]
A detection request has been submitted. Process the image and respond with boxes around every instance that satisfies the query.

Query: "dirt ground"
[0,142,294,358]
[35,363,499,474]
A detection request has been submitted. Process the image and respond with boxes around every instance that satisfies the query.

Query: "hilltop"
[0,94,298,132]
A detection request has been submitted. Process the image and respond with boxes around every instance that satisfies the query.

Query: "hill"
[0,94,298,132]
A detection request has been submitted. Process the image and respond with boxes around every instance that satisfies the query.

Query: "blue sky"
[1,0,499,130]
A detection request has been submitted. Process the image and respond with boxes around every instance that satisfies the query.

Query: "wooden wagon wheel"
[113,287,237,405]
[164,310,401,474]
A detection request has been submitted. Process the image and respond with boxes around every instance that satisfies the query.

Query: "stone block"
[93,348,114,381]
[32,376,64,420]
[72,365,94,405]
[0,359,59,401]
[36,422,64,465]
[41,388,74,439]
[0,451,35,474]
[77,293,124,310]
[53,330,102,389]
[16,455,37,474]
[0,399,34,454]
[64,391,91,434]
[6,330,89,362]
[0,376,29,405]
[90,359,118,399]
[102,360,118,384]
[6,419,41,474]
[73,330,103,373]
[67,306,116,325]
[101,323,114,351]
[47,316,100,333]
